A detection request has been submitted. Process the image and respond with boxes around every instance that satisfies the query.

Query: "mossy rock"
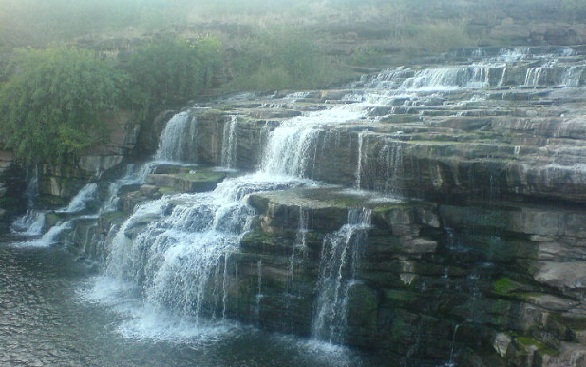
[240,230,294,255]
[514,336,560,357]
[493,277,523,296]
[491,277,543,300]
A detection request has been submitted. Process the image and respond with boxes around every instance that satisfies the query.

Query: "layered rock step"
[169,86,586,204]
[235,186,586,364]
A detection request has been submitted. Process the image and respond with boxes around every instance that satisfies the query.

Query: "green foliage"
[125,37,221,116]
[400,22,475,53]
[227,27,344,91]
[560,0,586,22]
[349,47,389,67]
[0,47,126,164]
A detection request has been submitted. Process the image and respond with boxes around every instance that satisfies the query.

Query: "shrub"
[0,47,126,164]
[124,37,222,117]
[227,27,344,90]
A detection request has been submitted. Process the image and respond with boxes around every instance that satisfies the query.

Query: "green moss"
[492,277,521,296]
[372,203,407,214]
[516,337,560,357]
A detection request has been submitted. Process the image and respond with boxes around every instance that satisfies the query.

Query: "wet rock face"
[237,187,586,366]
[54,45,586,366]
[154,46,586,366]
[0,150,26,229]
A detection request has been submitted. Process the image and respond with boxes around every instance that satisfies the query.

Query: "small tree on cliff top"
[0,47,126,164]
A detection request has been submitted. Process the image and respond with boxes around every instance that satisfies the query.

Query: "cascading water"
[7,44,586,367]
[12,221,73,248]
[154,110,200,163]
[254,260,263,325]
[260,106,365,178]
[355,131,368,190]
[312,208,371,344]
[380,140,405,195]
[100,165,140,213]
[10,210,46,236]
[287,206,309,296]
[97,105,363,335]
[57,183,98,213]
[524,67,543,87]
[400,67,492,90]
[11,165,45,236]
[560,66,584,87]
[220,115,239,169]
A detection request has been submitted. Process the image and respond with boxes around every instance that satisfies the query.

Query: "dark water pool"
[0,238,392,367]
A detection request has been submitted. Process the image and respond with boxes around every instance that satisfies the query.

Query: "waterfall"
[104,174,308,325]
[497,67,507,87]
[261,106,364,178]
[10,210,46,236]
[361,66,413,90]
[12,221,72,248]
[288,206,309,294]
[260,123,321,178]
[154,110,199,163]
[523,68,542,87]
[105,187,252,322]
[101,106,334,327]
[254,260,263,325]
[560,66,584,87]
[400,67,491,90]
[11,165,44,235]
[220,115,239,169]
[26,165,39,208]
[494,47,530,63]
[380,141,405,195]
[312,208,371,344]
[441,324,461,367]
[355,131,368,190]
[58,183,98,213]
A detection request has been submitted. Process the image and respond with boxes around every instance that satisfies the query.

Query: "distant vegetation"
[124,37,222,119]
[227,27,346,90]
[0,0,583,163]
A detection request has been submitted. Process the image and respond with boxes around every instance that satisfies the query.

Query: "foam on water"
[10,210,46,236]
[12,221,72,248]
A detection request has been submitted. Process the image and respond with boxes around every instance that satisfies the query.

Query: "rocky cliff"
[12,45,586,367]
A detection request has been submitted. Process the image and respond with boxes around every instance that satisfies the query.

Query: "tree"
[0,47,126,164]
[560,0,586,22]
[125,37,221,117]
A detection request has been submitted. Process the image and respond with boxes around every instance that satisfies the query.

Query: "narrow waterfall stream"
[312,208,372,343]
